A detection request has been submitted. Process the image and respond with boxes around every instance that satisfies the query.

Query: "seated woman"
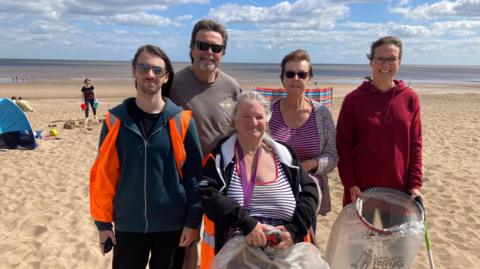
[199,91,318,256]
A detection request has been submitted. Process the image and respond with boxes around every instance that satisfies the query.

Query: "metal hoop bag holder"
[325,188,424,269]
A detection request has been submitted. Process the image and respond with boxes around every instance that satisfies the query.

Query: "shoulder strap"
[105,112,118,130]
[90,112,122,222]
[168,110,192,180]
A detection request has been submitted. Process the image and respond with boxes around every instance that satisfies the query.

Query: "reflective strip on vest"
[105,112,117,130]
[169,110,191,180]
[200,215,216,269]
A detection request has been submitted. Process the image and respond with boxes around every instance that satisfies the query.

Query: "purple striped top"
[269,101,322,185]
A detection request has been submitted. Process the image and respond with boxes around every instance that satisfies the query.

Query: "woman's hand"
[245,222,267,247]
[300,159,317,173]
[272,226,294,250]
[98,230,116,255]
[179,227,199,247]
[409,188,422,200]
[349,186,364,203]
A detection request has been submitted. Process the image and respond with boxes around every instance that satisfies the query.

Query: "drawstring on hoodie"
[384,86,396,123]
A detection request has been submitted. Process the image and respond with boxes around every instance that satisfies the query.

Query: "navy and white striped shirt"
[227,153,296,226]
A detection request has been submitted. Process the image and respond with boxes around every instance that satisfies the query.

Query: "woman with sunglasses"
[269,49,338,222]
[336,36,423,207]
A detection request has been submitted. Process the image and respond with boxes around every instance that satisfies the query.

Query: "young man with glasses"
[90,44,203,269]
[168,19,242,269]
[336,36,423,207]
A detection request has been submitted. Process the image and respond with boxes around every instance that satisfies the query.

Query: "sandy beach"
[1,80,479,268]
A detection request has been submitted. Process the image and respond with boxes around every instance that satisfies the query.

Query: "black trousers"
[112,230,185,269]
[84,98,96,118]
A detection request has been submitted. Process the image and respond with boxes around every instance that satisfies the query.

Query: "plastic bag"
[93,99,100,109]
[212,235,330,269]
[325,188,424,269]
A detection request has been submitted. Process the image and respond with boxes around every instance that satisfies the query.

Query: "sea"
[1,58,479,85]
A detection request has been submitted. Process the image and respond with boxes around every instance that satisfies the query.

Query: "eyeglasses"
[195,40,224,53]
[135,63,166,76]
[373,57,400,65]
[284,71,309,80]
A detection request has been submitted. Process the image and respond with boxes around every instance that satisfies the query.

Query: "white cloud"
[95,13,191,27]
[391,0,480,20]
[343,21,434,37]
[0,0,205,20]
[432,19,480,30]
[208,0,349,29]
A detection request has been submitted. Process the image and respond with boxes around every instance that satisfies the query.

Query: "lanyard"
[235,140,262,210]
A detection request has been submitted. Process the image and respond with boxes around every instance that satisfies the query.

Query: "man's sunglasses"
[284,71,309,80]
[195,40,224,53]
[135,63,166,76]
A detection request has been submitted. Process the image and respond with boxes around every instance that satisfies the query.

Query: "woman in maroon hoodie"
[336,36,422,206]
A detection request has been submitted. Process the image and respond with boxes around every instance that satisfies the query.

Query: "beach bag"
[325,188,424,269]
[212,235,330,269]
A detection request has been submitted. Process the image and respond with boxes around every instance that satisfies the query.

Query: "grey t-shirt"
[169,67,242,156]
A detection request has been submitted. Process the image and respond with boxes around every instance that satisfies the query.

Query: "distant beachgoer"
[336,36,423,207]
[16,97,34,112]
[269,49,337,220]
[81,78,97,120]
[90,44,203,269]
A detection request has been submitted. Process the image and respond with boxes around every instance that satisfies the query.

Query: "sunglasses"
[373,57,400,65]
[135,63,166,76]
[284,71,309,80]
[195,40,224,53]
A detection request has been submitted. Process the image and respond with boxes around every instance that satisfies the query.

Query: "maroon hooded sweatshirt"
[336,80,422,206]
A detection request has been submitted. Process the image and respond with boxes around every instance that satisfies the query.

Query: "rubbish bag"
[212,235,330,269]
[93,99,100,109]
[325,188,424,269]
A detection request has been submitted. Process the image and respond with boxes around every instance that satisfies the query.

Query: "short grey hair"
[229,91,271,134]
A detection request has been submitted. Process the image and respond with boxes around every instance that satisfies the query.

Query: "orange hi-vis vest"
[199,154,316,269]
[90,110,192,223]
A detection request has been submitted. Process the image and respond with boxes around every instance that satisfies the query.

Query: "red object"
[81,103,87,110]
[266,231,281,246]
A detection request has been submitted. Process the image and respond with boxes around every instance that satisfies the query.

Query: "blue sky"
[0,0,479,65]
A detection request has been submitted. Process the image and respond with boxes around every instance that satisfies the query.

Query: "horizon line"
[1,57,480,67]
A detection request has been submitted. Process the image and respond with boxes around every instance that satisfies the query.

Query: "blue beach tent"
[0,98,36,149]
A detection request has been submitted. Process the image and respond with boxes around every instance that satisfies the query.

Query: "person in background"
[90,44,203,269]
[168,19,242,269]
[336,36,423,207]
[81,78,97,120]
[16,96,34,112]
[269,49,337,221]
[199,92,318,266]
